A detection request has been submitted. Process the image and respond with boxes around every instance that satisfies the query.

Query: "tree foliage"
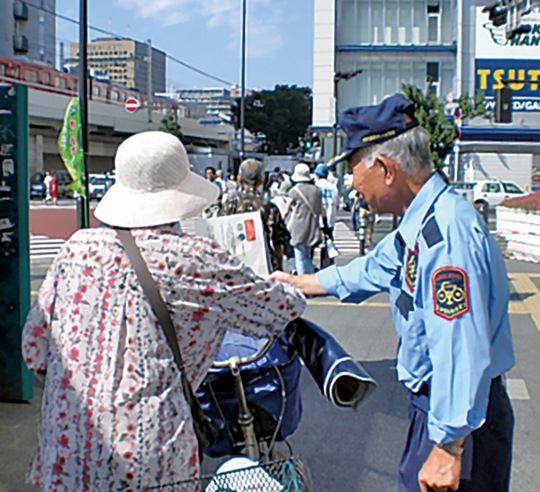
[401,84,457,170]
[401,84,486,170]
[234,85,312,154]
[159,114,184,141]
[457,91,488,120]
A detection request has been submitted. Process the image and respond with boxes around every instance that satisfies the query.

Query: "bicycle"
[147,331,311,491]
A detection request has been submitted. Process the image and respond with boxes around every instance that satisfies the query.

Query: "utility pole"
[59,42,64,71]
[240,0,247,165]
[78,0,90,228]
[147,39,153,124]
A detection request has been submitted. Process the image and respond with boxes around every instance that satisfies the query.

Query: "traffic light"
[494,87,512,123]
[482,2,507,27]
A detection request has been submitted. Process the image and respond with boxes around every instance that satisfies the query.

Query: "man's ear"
[376,155,398,186]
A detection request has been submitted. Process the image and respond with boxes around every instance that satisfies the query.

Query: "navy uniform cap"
[328,94,419,168]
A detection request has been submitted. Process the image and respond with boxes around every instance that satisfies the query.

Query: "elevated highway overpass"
[27,89,235,177]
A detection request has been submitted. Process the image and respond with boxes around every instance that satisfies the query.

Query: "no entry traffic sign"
[125,97,140,113]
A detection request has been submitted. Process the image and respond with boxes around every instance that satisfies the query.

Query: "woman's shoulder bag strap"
[114,228,216,450]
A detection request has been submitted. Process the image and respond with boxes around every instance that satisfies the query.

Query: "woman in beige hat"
[22,131,306,491]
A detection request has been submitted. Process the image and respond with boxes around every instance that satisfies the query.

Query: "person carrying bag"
[22,131,306,491]
[284,163,323,275]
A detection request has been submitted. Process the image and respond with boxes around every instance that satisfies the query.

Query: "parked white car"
[451,179,526,217]
[88,174,109,200]
[472,179,526,213]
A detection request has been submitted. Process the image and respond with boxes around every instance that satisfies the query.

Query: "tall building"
[174,87,234,124]
[68,38,166,94]
[313,0,540,189]
[0,0,56,66]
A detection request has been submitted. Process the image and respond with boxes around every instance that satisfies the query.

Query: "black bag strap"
[115,227,196,408]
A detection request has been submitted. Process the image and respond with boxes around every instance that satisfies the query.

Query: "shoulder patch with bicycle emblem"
[432,266,470,320]
[405,243,419,292]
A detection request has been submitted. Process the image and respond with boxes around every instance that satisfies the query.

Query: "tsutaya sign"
[475,7,540,112]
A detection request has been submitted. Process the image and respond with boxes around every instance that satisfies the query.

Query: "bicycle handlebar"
[212,336,275,369]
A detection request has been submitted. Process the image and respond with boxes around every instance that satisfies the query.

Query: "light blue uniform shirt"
[317,173,514,443]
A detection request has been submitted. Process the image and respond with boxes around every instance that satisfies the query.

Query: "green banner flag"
[57,97,86,198]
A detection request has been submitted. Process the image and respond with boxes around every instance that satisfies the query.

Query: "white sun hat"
[94,131,219,227]
[291,163,312,183]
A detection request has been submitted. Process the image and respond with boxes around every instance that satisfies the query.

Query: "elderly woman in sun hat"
[283,163,324,275]
[22,131,306,491]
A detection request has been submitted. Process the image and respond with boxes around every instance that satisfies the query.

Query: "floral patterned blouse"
[22,225,306,491]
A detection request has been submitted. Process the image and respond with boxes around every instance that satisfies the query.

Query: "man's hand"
[268,271,328,297]
[269,271,293,285]
[418,444,462,492]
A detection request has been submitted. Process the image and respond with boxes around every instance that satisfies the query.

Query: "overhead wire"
[22,0,234,87]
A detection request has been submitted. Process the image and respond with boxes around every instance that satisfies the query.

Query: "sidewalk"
[0,382,42,492]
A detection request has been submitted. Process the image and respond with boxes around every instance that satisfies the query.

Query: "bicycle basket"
[145,456,311,491]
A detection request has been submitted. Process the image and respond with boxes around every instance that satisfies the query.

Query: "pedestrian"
[343,169,357,218]
[271,180,293,219]
[327,166,340,189]
[49,170,59,205]
[215,169,226,194]
[221,172,237,202]
[313,163,339,267]
[22,131,306,491]
[327,166,343,208]
[203,166,222,216]
[352,191,374,247]
[42,170,52,203]
[221,158,291,272]
[283,163,323,275]
[272,94,514,492]
[313,164,338,235]
[269,170,284,198]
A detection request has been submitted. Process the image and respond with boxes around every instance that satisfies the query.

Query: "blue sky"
[55,0,314,91]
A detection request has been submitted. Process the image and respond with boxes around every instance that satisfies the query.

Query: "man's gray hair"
[239,158,263,186]
[356,126,434,182]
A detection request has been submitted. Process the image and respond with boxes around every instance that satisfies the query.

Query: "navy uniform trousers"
[398,377,514,492]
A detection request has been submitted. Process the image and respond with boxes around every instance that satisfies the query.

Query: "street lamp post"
[331,69,363,157]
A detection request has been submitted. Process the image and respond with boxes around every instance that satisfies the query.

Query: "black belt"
[415,376,502,398]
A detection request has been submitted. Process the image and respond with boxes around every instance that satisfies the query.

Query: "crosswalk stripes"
[30,219,363,261]
[314,220,361,255]
[30,235,66,260]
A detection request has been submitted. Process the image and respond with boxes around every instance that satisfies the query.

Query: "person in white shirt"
[313,164,338,234]
[43,171,53,203]
[271,180,292,219]
[313,164,339,267]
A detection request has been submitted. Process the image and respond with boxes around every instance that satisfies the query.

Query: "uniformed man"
[270,94,515,492]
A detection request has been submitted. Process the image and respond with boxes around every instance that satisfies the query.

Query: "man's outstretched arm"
[269,271,328,297]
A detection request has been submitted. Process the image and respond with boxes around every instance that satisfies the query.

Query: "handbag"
[115,228,217,451]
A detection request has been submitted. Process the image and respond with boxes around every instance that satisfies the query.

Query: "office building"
[174,87,236,125]
[313,0,540,188]
[69,38,166,94]
[0,0,56,67]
